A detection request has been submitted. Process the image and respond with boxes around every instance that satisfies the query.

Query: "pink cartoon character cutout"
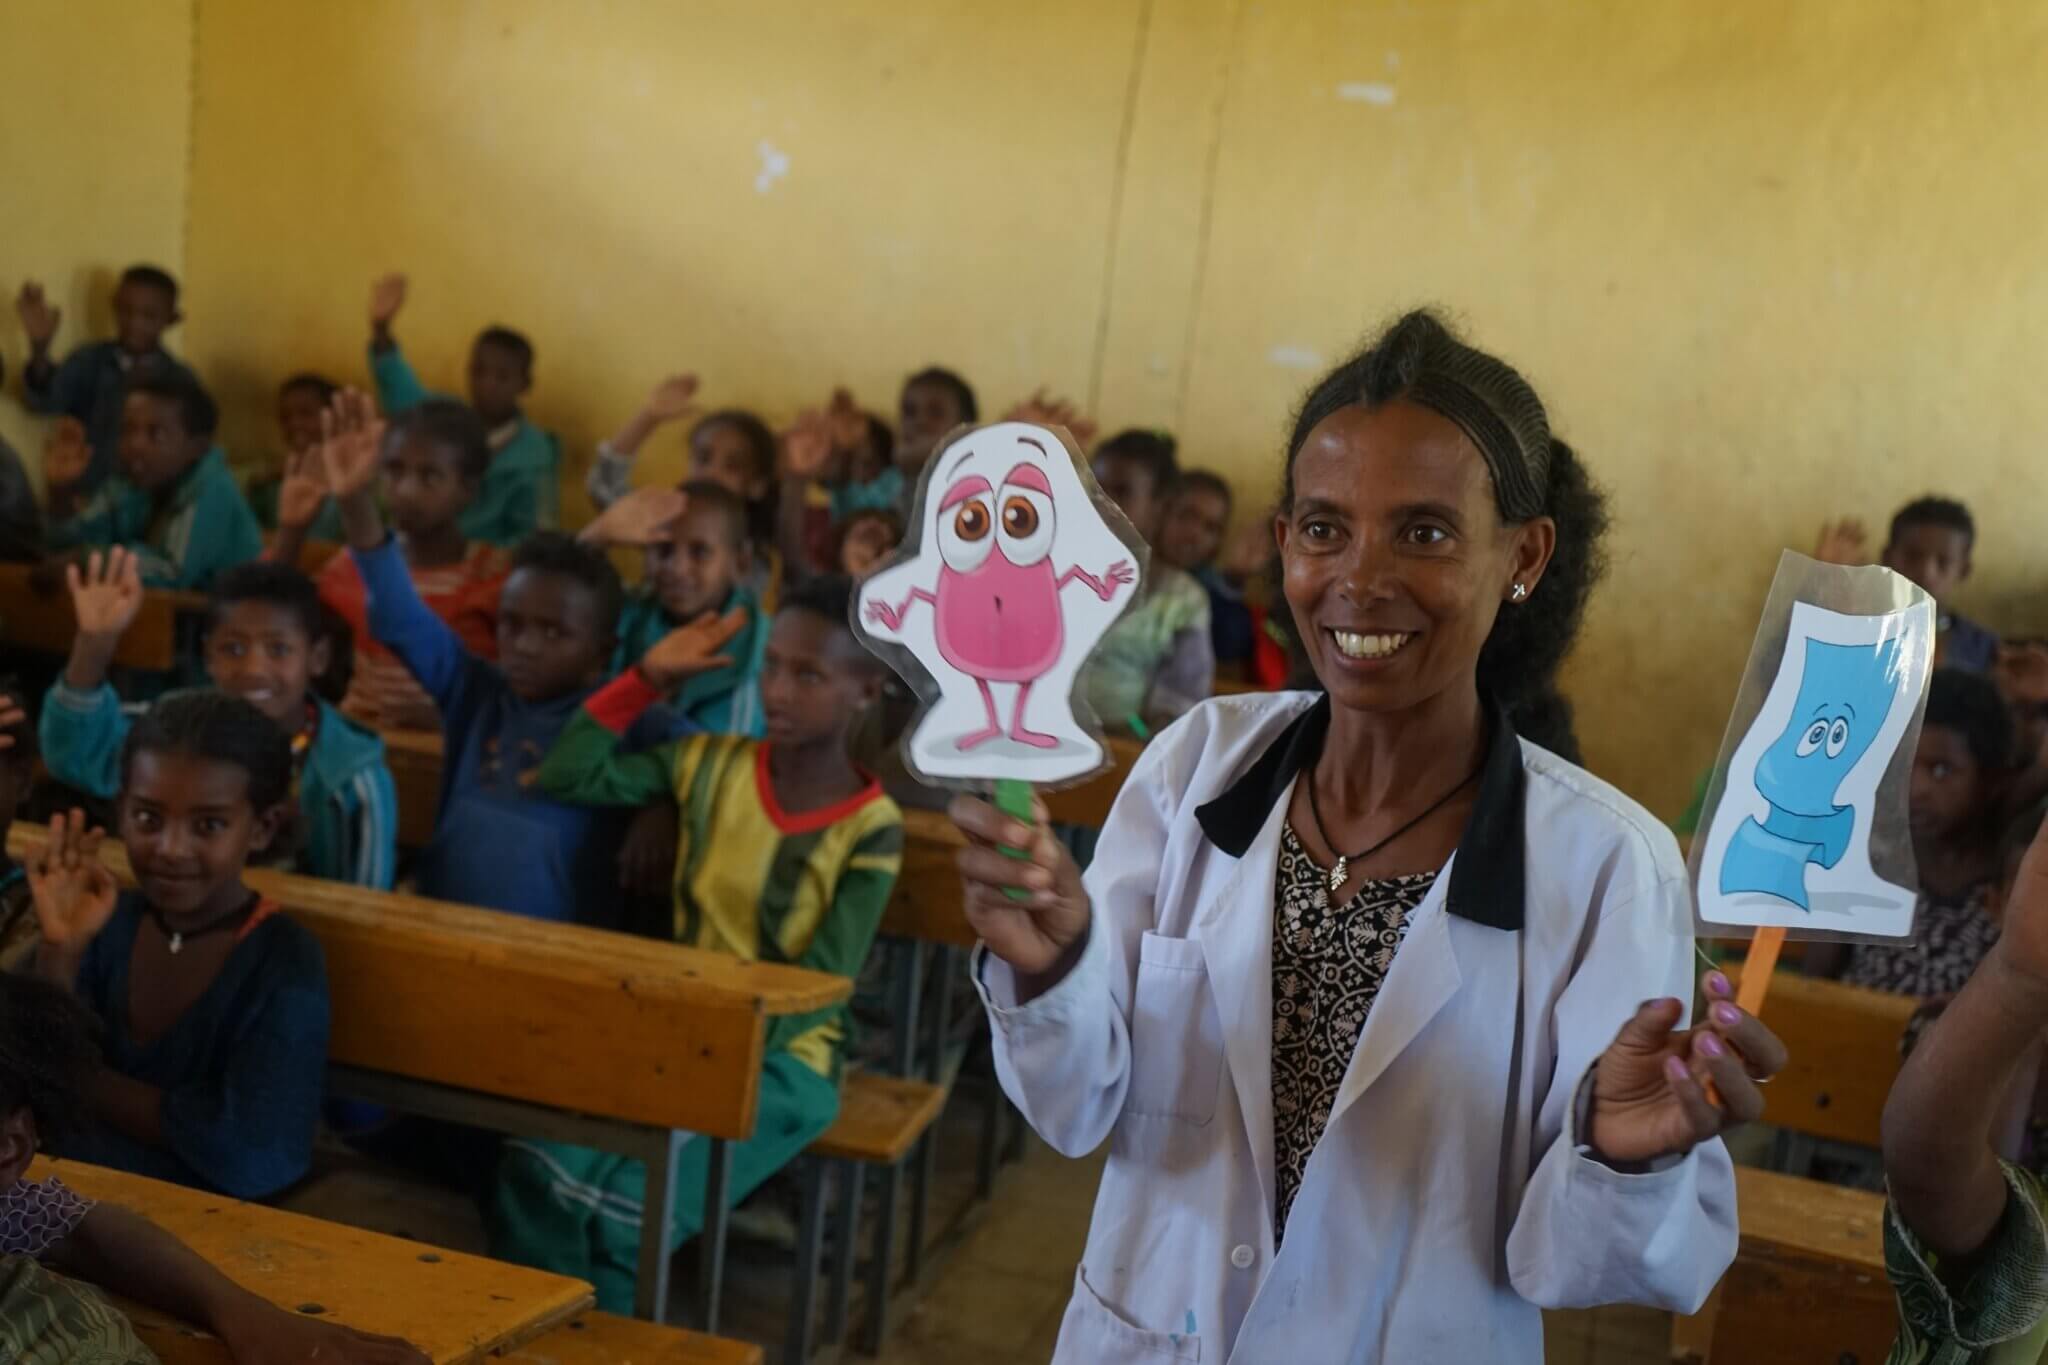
[856,421,1144,786]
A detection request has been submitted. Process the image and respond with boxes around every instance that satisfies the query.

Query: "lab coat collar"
[1193,692,1529,930]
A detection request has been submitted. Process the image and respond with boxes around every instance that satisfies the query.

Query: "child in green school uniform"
[43,371,263,590]
[488,576,903,1313]
[582,481,770,736]
[365,272,559,546]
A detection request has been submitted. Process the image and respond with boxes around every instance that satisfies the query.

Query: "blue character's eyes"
[1826,717,1849,758]
[1797,720,1828,756]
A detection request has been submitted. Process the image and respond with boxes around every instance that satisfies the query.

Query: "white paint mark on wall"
[1268,345,1324,370]
[1337,81,1397,107]
[755,140,790,194]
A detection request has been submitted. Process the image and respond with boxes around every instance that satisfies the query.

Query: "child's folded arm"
[764,820,903,1055]
[530,669,678,807]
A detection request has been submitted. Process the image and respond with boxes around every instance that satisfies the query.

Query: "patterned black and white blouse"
[1271,823,1436,1243]
[1839,884,1999,1000]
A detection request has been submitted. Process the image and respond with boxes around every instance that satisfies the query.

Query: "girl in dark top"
[26,690,329,1199]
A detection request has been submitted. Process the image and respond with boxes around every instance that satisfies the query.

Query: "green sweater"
[48,446,263,588]
[369,343,560,546]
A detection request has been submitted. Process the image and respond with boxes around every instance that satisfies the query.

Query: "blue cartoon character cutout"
[1719,633,1905,909]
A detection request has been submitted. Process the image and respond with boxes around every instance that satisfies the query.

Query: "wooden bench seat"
[810,1073,948,1166]
[1671,1165,1894,1365]
[1729,966,1916,1150]
[499,1312,763,1365]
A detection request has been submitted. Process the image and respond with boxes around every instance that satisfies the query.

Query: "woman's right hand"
[949,794,1091,983]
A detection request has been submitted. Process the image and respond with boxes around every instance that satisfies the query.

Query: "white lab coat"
[974,692,1737,1364]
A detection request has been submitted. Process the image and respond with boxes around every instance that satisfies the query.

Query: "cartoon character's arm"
[1057,560,1135,602]
[864,586,937,634]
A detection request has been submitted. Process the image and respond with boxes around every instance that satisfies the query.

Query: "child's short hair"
[475,325,535,376]
[906,367,979,423]
[1095,428,1180,493]
[119,263,180,309]
[122,689,295,813]
[0,680,35,768]
[678,478,753,553]
[779,573,873,662]
[1889,496,1975,551]
[511,531,624,631]
[125,368,219,441]
[388,398,492,481]
[0,972,100,1145]
[1176,468,1232,509]
[1925,667,2014,772]
[208,561,324,644]
[279,372,339,405]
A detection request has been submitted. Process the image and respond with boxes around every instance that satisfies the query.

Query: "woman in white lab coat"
[950,311,1787,1365]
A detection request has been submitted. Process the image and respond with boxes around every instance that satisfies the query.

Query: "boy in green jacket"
[488,575,902,1311]
[366,272,558,546]
[44,371,262,590]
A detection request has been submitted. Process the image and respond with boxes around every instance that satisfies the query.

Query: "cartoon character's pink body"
[865,445,1132,750]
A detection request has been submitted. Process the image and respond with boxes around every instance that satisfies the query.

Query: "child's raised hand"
[276,446,331,532]
[16,281,61,349]
[637,608,747,690]
[67,548,145,639]
[781,408,835,480]
[1005,388,1098,450]
[580,486,686,548]
[317,388,387,499]
[641,373,701,423]
[826,387,868,450]
[368,273,408,329]
[1813,517,1870,567]
[27,809,119,955]
[42,417,91,489]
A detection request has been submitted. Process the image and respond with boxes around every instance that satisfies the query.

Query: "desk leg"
[907,945,954,1283]
[698,1136,733,1334]
[826,1158,860,1343]
[890,939,924,1076]
[975,1037,1001,1201]
[638,1128,686,1322]
[789,1157,830,1365]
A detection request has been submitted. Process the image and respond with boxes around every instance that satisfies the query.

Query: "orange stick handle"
[1735,926,1785,1017]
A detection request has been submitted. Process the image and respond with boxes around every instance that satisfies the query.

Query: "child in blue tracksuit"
[40,554,398,889]
[316,383,679,921]
[367,274,559,547]
[17,265,199,495]
[43,370,263,590]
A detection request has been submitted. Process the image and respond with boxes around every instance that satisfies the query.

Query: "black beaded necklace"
[1304,760,1483,897]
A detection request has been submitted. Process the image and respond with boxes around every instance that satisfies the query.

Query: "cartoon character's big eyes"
[939,493,997,572]
[1796,720,1828,757]
[1825,717,1850,759]
[996,485,1056,566]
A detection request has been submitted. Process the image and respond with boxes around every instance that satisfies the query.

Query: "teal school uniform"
[610,584,767,737]
[39,686,399,889]
[48,447,263,589]
[369,344,560,546]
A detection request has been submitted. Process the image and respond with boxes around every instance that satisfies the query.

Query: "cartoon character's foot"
[954,725,1005,751]
[1008,724,1059,750]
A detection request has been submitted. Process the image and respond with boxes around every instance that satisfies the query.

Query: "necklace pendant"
[1327,857,1348,896]
[168,931,183,954]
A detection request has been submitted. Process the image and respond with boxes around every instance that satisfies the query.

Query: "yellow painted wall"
[38,0,2048,818]
[0,1,195,472]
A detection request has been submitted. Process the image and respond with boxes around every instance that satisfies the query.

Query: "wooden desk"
[1729,967,1916,1149]
[33,1158,590,1364]
[881,809,976,951]
[1672,1166,1894,1365]
[7,822,851,1327]
[379,725,444,849]
[0,562,205,673]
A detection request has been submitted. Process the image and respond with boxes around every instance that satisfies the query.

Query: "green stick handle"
[994,777,1036,903]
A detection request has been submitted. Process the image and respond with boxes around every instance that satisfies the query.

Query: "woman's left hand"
[1585,969,1788,1165]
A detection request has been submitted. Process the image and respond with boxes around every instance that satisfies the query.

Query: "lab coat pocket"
[1125,932,1223,1124]
[1059,1265,1202,1362]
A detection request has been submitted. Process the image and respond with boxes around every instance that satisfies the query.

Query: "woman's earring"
[1510,583,1528,601]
